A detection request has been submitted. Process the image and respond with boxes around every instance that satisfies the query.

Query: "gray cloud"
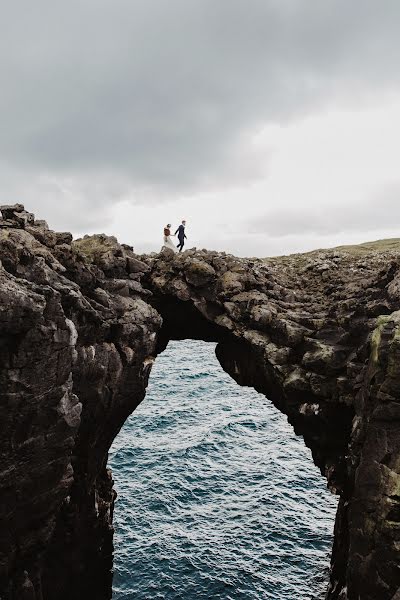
[0,164,121,231]
[247,185,400,238]
[1,0,400,195]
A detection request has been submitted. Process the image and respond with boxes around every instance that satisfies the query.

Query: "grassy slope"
[265,238,400,262]
[333,238,400,255]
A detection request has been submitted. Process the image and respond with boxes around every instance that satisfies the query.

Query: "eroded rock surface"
[0,206,161,599]
[0,205,399,599]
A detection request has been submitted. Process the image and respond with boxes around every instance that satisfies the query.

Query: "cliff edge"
[0,204,399,600]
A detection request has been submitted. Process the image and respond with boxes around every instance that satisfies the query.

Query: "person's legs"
[177,237,184,252]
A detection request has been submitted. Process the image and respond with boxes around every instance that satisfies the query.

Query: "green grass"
[265,238,400,262]
[333,238,400,255]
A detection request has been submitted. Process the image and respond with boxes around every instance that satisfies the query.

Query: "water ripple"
[109,340,337,599]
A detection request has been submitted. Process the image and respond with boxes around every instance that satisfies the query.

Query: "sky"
[1,1,400,257]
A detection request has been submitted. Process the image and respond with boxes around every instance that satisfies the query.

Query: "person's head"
[166,223,171,228]
[182,220,186,225]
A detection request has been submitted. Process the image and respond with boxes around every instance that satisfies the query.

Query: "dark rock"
[184,258,216,287]
[126,256,149,274]
[55,232,73,246]
[0,214,400,600]
[0,204,34,227]
[34,219,49,229]
[0,203,26,216]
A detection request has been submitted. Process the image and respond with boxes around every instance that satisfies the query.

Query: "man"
[175,220,187,252]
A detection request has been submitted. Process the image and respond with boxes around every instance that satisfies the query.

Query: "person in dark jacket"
[175,220,187,252]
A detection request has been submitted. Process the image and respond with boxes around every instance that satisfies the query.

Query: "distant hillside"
[265,238,400,263]
[333,238,400,254]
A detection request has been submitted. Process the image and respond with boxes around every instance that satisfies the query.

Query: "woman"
[162,224,178,252]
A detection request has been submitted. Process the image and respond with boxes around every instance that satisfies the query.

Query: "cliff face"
[0,205,399,600]
[0,206,161,599]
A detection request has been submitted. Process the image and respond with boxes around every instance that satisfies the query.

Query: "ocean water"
[109,341,337,600]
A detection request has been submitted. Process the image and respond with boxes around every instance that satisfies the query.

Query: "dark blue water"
[109,341,337,600]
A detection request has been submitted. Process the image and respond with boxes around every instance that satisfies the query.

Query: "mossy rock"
[73,235,121,264]
[370,312,400,366]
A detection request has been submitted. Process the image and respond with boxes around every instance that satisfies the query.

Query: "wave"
[109,340,337,600]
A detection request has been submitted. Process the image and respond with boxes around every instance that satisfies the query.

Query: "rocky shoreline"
[0,204,399,599]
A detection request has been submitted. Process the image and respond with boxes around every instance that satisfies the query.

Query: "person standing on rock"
[163,224,178,252]
[175,220,187,252]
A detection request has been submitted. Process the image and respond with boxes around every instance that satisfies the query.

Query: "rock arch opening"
[109,339,338,600]
[151,289,354,496]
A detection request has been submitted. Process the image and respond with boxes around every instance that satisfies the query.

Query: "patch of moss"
[371,315,392,365]
[370,311,400,366]
[392,320,400,343]
[73,235,119,263]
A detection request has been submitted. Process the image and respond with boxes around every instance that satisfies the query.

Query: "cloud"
[247,190,400,238]
[2,1,400,253]
[1,0,400,194]
[0,163,125,231]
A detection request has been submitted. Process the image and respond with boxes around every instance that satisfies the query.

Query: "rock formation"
[0,204,399,600]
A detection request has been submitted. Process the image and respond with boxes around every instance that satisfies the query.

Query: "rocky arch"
[0,205,399,600]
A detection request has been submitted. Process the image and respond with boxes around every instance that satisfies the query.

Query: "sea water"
[109,340,337,600]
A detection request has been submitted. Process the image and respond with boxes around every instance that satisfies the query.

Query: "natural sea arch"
[1,212,399,600]
[39,245,398,600]
[109,340,338,600]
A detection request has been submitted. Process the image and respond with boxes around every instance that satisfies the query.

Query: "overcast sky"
[1,1,400,256]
